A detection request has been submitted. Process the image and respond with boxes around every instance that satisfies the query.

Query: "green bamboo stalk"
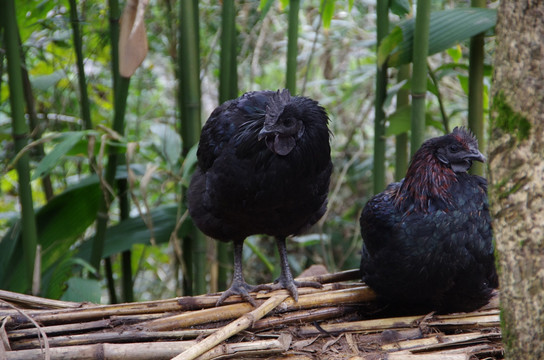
[468,0,486,176]
[285,0,300,94]
[179,0,206,296]
[90,0,131,304]
[217,0,238,292]
[68,0,93,130]
[427,62,450,133]
[395,64,410,181]
[373,0,389,193]
[109,0,133,303]
[20,53,54,200]
[2,0,39,290]
[410,0,432,156]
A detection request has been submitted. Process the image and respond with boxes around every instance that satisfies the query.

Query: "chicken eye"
[449,144,461,153]
[283,118,294,127]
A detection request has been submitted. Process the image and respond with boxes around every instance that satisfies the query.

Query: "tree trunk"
[488,1,544,358]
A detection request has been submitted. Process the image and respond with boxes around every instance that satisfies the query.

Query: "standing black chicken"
[187,89,332,306]
[360,127,498,313]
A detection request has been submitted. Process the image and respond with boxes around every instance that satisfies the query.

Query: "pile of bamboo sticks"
[0,269,502,360]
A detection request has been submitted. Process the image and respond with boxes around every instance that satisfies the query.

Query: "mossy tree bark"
[488,1,544,358]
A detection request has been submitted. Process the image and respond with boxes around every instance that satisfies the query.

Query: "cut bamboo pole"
[11,330,216,351]
[143,302,255,332]
[0,291,80,310]
[297,314,423,336]
[251,306,353,330]
[143,286,375,331]
[4,341,197,360]
[171,294,289,360]
[382,331,501,352]
[196,333,291,360]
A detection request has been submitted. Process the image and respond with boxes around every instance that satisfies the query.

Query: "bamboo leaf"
[380,8,497,67]
[321,0,336,29]
[30,70,64,91]
[390,0,411,17]
[61,277,102,303]
[32,131,85,180]
[386,105,411,136]
[258,0,275,20]
[150,123,182,168]
[119,0,149,77]
[76,205,179,261]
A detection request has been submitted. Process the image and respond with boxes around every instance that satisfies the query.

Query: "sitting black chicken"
[187,89,332,306]
[360,127,498,313]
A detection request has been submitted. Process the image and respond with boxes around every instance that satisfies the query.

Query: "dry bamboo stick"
[427,313,500,329]
[297,314,423,336]
[0,290,80,310]
[195,333,292,360]
[171,294,289,360]
[143,302,255,331]
[2,282,361,328]
[7,319,110,340]
[142,286,375,331]
[387,353,469,360]
[4,341,198,360]
[251,306,353,330]
[10,329,217,350]
[382,331,501,352]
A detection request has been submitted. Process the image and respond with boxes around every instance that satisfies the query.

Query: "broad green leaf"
[32,132,85,180]
[150,123,182,168]
[391,0,411,17]
[447,45,463,63]
[379,8,497,67]
[76,205,179,261]
[386,106,412,136]
[0,174,126,294]
[377,26,403,67]
[181,143,199,188]
[30,70,64,91]
[61,277,102,303]
[259,0,275,20]
[321,0,336,29]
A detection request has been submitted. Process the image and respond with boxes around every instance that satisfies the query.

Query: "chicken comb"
[264,89,292,125]
[452,126,478,147]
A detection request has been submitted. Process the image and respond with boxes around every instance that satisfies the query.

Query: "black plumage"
[360,127,498,313]
[187,89,332,306]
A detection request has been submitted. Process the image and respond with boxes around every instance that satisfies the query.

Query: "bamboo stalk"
[373,0,389,193]
[2,0,39,290]
[285,0,300,93]
[171,294,289,360]
[11,330,217,351]
[143,287,375,331]
[410,0,432,155]
[251,306,352,330]
[0,290,80,310]
[5,341,197,360]
[382,331,501,352]
[297,314,423,336]
[196,333,291,360]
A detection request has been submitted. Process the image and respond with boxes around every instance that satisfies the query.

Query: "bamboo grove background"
[0,0,497,304]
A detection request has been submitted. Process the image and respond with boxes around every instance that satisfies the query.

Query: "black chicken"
[360,127,498,313]
[187,89,332,306]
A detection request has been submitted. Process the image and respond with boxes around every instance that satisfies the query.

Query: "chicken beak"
[258,127,275,141]
[471,150,486,163]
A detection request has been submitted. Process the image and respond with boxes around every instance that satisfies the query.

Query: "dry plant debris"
[0,269,503,359]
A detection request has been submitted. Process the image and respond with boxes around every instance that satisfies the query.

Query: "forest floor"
[0,267,502,360]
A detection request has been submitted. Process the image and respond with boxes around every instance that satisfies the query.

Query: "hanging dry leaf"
[119,0,149,77]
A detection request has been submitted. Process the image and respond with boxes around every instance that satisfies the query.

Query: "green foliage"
[0,0,499,302]
[379,8,497,67]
